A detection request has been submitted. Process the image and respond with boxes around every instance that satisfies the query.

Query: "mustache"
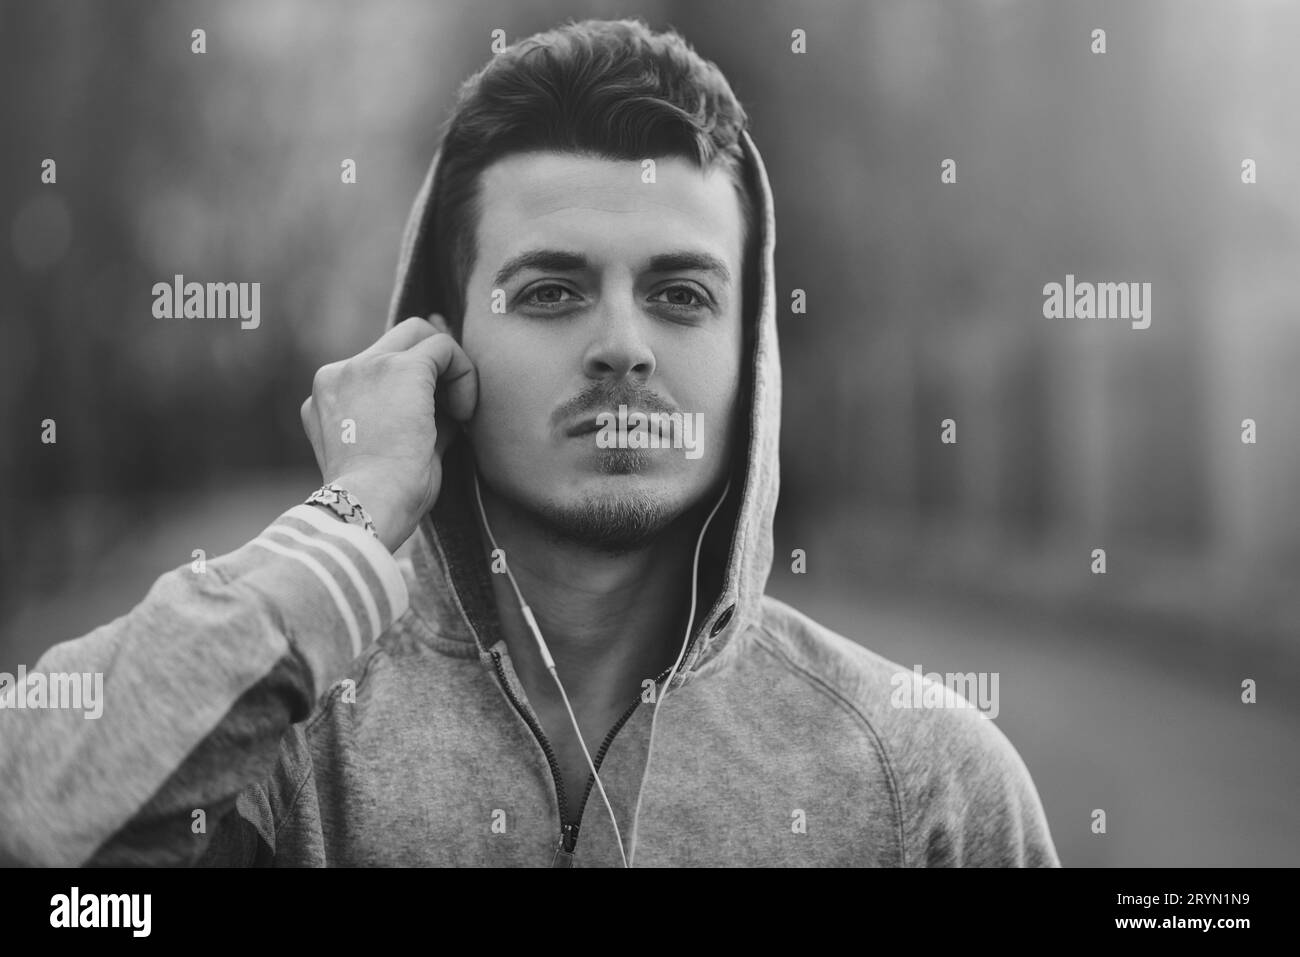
[554,382,679,425]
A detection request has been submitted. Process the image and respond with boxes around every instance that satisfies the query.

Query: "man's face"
[460,150,745,551]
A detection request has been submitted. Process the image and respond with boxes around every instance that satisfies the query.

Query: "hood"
[382,129,780,681]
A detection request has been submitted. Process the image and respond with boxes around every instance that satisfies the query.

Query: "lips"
[564,407,671,438]
[566,416,605,438]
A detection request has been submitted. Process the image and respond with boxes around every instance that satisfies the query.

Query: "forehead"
[475,151,744,278]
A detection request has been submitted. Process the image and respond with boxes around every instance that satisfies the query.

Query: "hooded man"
[0,18,1060,868]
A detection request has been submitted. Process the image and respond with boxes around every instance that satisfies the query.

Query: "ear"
[427,312,452,337]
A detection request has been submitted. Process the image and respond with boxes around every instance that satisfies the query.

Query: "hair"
[428,17,758,339]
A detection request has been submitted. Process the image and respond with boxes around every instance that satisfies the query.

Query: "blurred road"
[4,473,1297,867]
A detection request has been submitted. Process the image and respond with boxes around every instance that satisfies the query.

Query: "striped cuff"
[249,505,410,657]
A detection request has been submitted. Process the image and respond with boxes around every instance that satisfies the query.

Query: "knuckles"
[307,331,447,422]
[311,362,340,395]
[398,315,431,332]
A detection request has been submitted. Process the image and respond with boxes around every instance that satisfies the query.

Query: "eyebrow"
[649,252,732,287]
[492,249,732,288]
[493,250,586,288]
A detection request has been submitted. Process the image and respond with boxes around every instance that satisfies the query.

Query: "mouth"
[565,416,605,438]
[563,406,673,439]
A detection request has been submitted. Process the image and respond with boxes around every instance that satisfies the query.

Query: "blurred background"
[2,0,1298,866]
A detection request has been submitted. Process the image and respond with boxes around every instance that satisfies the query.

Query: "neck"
[473,479,716,720]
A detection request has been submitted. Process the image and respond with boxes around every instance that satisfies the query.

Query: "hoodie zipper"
[488,631,702,867]
[489,650,571,844]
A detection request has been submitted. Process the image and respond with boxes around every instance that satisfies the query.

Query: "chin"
[532,469,699,554]
[477,438,721,552]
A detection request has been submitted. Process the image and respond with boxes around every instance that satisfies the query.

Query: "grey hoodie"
[0,130,1061,868]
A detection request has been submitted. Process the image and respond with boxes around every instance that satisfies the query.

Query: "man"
[0,18,1060,867]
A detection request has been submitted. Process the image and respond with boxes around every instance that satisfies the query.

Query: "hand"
[300,314,477,551]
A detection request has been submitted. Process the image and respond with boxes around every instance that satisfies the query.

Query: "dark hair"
[429,17,757,338]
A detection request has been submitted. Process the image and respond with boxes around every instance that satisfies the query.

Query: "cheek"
[462,324,506,435]
[712,369,744,457]
[678,329,742,413]
[662,337,741,464]
[462,328,552,448]
[709,326,746,450]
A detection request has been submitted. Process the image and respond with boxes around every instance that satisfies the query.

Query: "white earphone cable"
[472,471,628,868]
[626,477,731,867]
[473,468,731,869]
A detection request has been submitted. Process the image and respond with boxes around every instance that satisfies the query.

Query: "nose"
[581,297,656,382]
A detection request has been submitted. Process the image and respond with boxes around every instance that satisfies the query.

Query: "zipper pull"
[551,834,575,868]
[551,822,579,867]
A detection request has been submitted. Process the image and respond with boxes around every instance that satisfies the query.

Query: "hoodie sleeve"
[899,708,1062,868]
[0,504,407,867]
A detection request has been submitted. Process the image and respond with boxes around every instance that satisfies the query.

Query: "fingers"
[433,411,457,459]
[357,314,440,358]
[407,331,478,423]
[425,312,453,337]
[299,395,325,471]
[299,395,317,441]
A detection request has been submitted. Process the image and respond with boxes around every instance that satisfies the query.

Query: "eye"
[521,283,580,308]
[650,284,710,310]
